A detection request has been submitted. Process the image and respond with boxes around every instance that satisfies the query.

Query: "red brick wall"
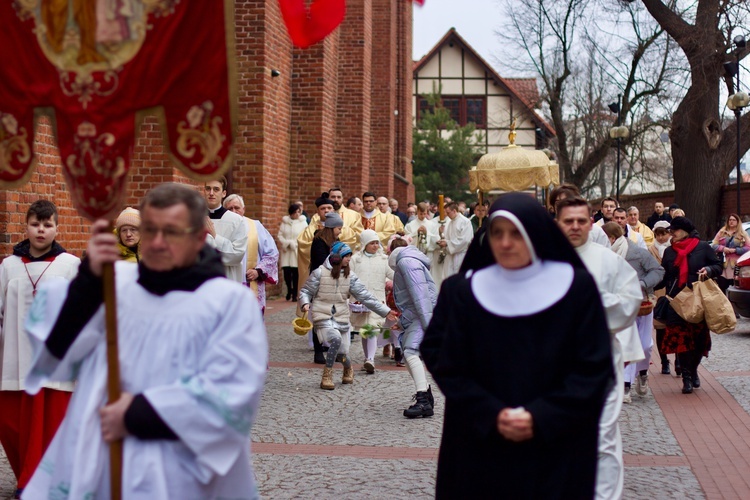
[335,0,373,200]
[394,0,414,204]
[370,0,397,198]
[0,118,89,260]
[607,184,750,230]
[290,33,340,208]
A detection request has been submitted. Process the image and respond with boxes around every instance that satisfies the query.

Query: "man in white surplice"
[203,176,248,283]
[404,202,439,258]
[437,201,473,279]
[21,184,268,499]
[556,197,644,500]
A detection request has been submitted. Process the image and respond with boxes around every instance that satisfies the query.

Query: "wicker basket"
[293,313,313,336]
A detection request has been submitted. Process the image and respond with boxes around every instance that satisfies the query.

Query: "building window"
[417,96,486,128]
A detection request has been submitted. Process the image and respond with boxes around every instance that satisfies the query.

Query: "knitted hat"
[668,203,680,210]
[330,241,353,258]
[315,192,333,208]
[116,207,140,230]
[669,216,695,234]
[359,229,380,248]
[324,212,343,228]
[653,221,671,232]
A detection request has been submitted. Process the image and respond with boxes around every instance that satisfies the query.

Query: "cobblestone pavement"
[3,299,750,499]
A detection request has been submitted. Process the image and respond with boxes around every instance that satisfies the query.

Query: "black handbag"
[653,295,670,322]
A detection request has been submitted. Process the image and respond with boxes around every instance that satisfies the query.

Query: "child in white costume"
[349,230,394,373]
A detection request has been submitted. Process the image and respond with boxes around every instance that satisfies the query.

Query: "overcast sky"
[413,0,504,65]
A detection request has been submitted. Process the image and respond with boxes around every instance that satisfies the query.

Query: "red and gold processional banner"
[0,0,236,220]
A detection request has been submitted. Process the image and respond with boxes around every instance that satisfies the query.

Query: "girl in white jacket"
[349,230,394,373]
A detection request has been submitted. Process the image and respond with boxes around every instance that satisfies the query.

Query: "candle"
[438,195,445,221]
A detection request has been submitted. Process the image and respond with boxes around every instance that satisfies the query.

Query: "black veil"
[459,193,586,274]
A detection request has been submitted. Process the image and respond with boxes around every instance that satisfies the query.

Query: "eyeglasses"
[141,225,196,243]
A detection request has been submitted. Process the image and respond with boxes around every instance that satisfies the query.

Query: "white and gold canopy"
[469,123,559,192]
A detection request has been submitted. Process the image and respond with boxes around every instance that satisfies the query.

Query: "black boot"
[661,355,670,375]
[426,385,435,408]
[674,356,682,376]
[403,391,434,418]
[656,329,669,374]
[692,352,702,388]
[678,352,693,394]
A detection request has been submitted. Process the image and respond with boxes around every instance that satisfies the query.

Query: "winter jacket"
[349,249,394,329]
[711,230,750,279]
[390,246,438,330]
[299,258,390,325]
[657,236,723,326]
[624,239,664,294]
[277,215,307,268]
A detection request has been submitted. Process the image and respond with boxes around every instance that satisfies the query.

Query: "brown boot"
[342,366,354,384]
[320,367,335,390]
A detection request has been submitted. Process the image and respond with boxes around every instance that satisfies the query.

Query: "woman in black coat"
[422,194,613,499]
[658,216,723,393]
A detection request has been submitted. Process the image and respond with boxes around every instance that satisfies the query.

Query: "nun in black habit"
[422,194,613,499]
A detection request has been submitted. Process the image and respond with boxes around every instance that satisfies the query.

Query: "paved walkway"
[3,299,750,499]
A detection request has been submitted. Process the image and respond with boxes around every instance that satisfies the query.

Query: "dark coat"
[422,270,613,499]
[646,212,671,229]
[658,238,723,326]
[309,236,332,273]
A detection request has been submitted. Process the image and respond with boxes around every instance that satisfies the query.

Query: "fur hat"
[116,207,140,231]
[359,229,380,249]
[669,216,695,234]
[324,212,343,228]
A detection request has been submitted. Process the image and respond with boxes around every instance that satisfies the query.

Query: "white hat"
[653,221,671,231]
[360,229,380,248]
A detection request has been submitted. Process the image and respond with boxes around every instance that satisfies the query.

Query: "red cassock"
[0,1,235,220]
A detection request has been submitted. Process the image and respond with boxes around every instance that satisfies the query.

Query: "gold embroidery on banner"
[14,0,179,107]
[0,112,31,175]
[176,101,226,171]
[60,70,119,109]
[66,121,125,179]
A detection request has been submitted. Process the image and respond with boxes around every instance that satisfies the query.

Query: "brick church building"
[0,0,414,258]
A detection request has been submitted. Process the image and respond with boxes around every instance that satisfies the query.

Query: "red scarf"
[672,237,700,286]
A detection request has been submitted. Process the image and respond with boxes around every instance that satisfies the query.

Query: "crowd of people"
[0,179,738,498]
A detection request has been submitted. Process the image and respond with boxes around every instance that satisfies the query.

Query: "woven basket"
[293,313,313,336]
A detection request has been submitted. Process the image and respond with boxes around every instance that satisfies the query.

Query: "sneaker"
[635,374,649,396]
[623,389,632,404]
[364,360,375,374]
[403,392,434,418]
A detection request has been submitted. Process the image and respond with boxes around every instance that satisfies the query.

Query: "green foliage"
[360,323,391,340]
[413,91,484,201]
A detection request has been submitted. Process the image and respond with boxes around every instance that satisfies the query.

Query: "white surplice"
[206,208,248,283]
[22,262,268,499]
[575,239,644,500]
[442,214,473,278]
[0,253,80,391]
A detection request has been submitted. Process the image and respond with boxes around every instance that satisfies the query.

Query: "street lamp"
[608,94,629,201]
[726,34,749,215]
